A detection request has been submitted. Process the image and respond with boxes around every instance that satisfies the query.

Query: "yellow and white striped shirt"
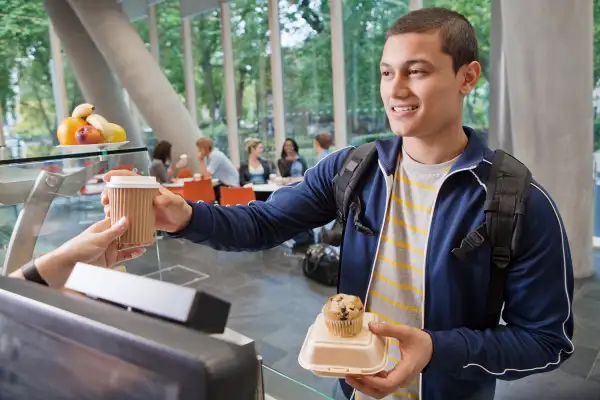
[360,148,456,400]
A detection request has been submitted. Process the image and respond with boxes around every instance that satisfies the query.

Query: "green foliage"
[1,0,598,156]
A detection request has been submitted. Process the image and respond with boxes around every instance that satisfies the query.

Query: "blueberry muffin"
[322,294,364,337]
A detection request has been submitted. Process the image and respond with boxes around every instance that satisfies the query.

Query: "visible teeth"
[393,106,418,112]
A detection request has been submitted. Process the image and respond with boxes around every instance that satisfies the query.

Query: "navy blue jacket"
[172,128,574,400]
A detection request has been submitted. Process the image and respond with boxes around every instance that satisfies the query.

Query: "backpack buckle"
[465,230,485,248]
[492,247,511,269]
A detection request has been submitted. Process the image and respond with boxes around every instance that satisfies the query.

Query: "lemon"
[108,123,127,143]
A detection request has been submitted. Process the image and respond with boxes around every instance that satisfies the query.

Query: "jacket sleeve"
[426,182,574,381]
[168,149,350,251]
[239,164,249,186]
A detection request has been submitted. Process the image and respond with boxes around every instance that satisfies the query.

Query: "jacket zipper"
[418,164,479,399]
[362,160,394,311]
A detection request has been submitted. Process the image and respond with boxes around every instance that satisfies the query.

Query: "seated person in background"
[149,140,188,184]
[11,218,144,289]
[314,131,333,161]
[196,137,240,187]
[277,138,307,178]
[239,138,273,186]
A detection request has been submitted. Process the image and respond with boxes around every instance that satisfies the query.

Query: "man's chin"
[390,126,417,137]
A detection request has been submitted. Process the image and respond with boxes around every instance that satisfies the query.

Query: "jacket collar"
[375,126,487,176]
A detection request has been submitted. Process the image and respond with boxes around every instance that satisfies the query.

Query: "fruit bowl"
[56,141,130,154]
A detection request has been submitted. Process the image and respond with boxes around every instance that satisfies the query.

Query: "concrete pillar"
[66,0,201,171]
[488,0,512,152]
[43,0,143,147]
[499,0,594,278]
[330,0,348,149]
[221,2,240,167]
[268,0,286,157]
[48,22,68,124]
[148,3,160,62]
[182,17,198,126]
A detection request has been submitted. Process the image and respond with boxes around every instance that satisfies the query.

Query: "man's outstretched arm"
[168,149,351,251]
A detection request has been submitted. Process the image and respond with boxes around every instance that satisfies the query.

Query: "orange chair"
[176,168,193,179]
[220,187,256,206]
[111,164,134,171]
[183,179,215,203]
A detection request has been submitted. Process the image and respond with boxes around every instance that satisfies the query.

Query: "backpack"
[332,143,532,329]
[302,243,340,287]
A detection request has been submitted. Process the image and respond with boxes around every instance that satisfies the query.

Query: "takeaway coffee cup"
[106,176,160,249]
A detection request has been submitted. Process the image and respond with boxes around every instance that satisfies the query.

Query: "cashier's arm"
[10,218,145,289]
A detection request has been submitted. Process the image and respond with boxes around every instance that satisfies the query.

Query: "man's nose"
[391,75,411,98]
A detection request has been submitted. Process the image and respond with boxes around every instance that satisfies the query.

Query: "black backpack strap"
[452,149,532,329]
[332,143,378,235]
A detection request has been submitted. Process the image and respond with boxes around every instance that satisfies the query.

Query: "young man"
[195,137,240,188]
[103,8,574,400]
[314,131,334,161]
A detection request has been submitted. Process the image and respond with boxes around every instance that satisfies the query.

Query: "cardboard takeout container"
[298,312,389,378]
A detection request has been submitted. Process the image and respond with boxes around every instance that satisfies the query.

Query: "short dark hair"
[386,7,478,73]
[315,132,333,150]
[152,140,172,164]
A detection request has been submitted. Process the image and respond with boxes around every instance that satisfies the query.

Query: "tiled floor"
[3,197,600,399]
[137,236,600,400]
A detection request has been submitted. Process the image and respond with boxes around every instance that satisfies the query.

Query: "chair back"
[176,168,193,179]
[220,187,256,206]
[183,179,215,203]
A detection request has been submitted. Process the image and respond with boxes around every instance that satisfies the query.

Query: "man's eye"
[381,71,391,77]
[408,69,425,75]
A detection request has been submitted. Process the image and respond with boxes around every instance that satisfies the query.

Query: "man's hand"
[345,322,433,399]
[35,217,145,288]
[101,170,193,233]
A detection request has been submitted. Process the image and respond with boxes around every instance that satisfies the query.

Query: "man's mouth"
[391,105,419,112]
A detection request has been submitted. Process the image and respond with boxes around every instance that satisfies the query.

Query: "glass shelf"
[0,147,162,277]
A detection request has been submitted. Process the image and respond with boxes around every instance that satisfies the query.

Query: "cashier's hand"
[102,170,193,233]
[29,218,146,288]
[57,218,145,269]
[345,322,433,399]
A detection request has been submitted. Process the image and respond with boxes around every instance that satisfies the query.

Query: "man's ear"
[459,61,481,96]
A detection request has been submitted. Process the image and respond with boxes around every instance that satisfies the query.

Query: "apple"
[75,125,103,145]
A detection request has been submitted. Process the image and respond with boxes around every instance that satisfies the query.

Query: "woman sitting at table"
[239,138,273,186]
[277,138,307,178]
[149,140,187,184]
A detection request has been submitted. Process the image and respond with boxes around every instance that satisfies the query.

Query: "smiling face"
[380,31,480,139]
[283,140,296,157]
[252,143,264,157]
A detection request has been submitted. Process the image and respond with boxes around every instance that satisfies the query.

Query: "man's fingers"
[102,169,138,183]
[345,377,386,399]
[359,362,413,392]
[369,322,413,339]
[154,188,177,208]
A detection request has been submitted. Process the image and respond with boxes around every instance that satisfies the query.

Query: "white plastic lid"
[298,312,389,378]
[180,154,188,159]
[106,175,161,189]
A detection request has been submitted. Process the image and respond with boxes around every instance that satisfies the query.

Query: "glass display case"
[0,146,162,276]
[0,145,335,400]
